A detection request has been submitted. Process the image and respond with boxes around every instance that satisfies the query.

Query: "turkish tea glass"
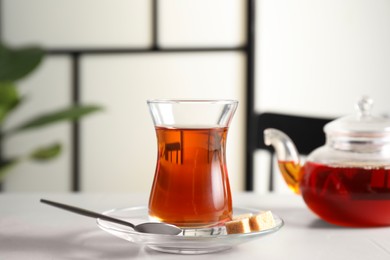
[147,99,238,228]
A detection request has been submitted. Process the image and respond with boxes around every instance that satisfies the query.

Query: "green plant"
[0,43,102,182]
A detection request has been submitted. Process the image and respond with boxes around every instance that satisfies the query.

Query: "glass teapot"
[264,96,390,227]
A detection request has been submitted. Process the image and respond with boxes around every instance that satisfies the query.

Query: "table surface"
[1,192,389,260]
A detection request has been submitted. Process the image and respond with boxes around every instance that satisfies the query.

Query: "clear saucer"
[96,206,284,255]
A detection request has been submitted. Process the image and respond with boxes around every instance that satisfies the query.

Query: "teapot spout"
[264,128,302,194]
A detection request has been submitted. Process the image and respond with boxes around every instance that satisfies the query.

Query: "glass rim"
[147,99,238,104]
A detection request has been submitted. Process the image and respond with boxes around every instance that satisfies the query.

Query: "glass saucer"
[96,206,284,255]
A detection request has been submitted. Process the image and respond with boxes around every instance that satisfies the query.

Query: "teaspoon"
[40,199,182,235]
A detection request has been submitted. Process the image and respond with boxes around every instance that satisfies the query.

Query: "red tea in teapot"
[298,161,390,226]
[148,126,232,228]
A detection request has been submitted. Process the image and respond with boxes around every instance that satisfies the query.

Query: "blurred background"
[1,0,390,193]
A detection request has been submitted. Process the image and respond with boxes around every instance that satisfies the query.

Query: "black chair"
[254,112,333,192]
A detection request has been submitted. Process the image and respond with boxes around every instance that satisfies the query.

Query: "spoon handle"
[40,199,135,229]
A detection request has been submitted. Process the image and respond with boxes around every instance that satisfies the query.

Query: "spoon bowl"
[40,199,182,235]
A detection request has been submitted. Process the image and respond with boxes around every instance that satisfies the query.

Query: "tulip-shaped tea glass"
[147,99,238,228]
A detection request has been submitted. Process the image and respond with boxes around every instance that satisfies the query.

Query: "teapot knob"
[356,96,373,117]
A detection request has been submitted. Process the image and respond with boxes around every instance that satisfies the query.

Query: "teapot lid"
[324,96,390,138]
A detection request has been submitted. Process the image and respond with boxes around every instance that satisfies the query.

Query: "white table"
[1,192,389,259]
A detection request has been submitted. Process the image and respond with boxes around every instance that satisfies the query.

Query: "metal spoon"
[40,199,182,235]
